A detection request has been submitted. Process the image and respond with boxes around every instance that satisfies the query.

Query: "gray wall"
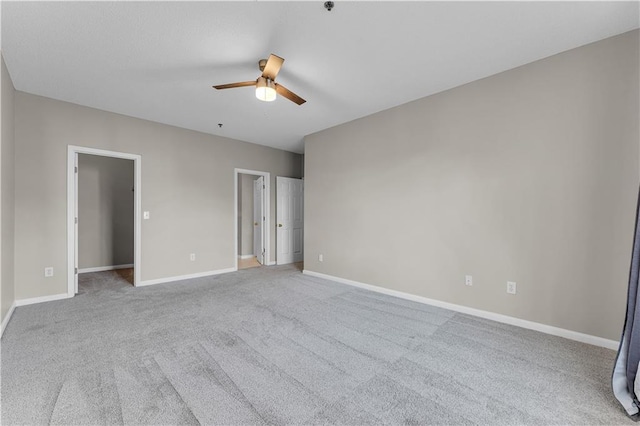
[14,93,302,299]
[238,174,257,257]
[78,154,134,269]
[1,54,16,321]
[304,30,639,341]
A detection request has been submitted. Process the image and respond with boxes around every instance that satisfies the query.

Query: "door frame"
[234,168,271,270]
[67,145,142,296]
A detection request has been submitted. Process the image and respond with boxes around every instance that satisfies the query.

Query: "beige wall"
[238,173,257,257]
[1,54,16,322]
[304,30,639,341]
[14,93,302,299]
[78,154,134,269]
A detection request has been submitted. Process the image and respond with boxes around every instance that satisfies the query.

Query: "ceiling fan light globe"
[255,86,276,102]
[255,77,276,102]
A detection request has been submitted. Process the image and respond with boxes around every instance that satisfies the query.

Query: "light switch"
[143,211,150,220]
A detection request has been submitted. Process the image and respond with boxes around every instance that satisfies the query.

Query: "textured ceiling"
[2,1,638,153]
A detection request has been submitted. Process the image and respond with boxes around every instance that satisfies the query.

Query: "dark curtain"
[613,188,640,419]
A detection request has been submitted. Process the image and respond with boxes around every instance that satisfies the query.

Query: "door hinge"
[263,216,265,221]
[75,268,78,274]
[75,217,78,224]
[74,166,78,173]
[263,184,265,189]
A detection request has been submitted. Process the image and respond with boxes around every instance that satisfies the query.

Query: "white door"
[253,177,264,264]
[276,177,303,265]
[74,153,79,294]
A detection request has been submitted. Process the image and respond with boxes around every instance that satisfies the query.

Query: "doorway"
[235,169,271,270]
[67,146,142,296]
[78,153,134,289]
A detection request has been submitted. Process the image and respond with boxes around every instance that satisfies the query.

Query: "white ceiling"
[2,1,638,154]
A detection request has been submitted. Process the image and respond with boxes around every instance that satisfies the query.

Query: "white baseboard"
[15,293,72,307]
[302,269,619,350]
[79,264,134,273]
[266,261,276,266]
[138,267,236,287]
[1,301,17,338]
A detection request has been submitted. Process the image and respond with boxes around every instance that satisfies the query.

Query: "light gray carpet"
[1,264,630,425]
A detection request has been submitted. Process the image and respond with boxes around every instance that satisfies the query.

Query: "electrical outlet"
[507,281,517,295]
[465,275,473,286]
[143,211,150,220]
[319,254,323,262]
[44,267,54,277]
[190,253,196,261]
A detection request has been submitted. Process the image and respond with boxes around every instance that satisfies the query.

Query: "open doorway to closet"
[67,146,142,297]
[78,153,134,290]
[235,169,270,270]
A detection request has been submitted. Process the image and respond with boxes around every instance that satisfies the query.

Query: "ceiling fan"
[213,54,306,105]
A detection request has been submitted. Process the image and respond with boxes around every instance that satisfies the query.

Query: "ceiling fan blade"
[213,81,256,90]
[261,54,284,80]
[275,83,306,105]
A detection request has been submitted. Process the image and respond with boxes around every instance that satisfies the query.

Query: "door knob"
[254,222,258,226]
[278,224,283,227]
